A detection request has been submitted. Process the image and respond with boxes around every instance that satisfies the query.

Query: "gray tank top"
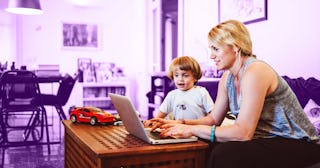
[227,57,319,142]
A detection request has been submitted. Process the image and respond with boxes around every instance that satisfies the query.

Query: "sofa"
[195,76,320,134]
[283,76,320,135]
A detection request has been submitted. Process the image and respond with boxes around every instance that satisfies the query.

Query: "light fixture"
[5,0,43,15]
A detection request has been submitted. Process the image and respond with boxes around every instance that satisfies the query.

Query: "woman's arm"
[214,62,277,142]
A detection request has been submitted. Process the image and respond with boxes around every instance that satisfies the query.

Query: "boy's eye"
[183,74,189,78]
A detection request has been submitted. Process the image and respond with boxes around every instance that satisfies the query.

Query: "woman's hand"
[147,118,181,131]
[159,123,194,139]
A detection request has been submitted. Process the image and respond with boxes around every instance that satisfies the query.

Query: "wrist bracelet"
[210,125,216,142]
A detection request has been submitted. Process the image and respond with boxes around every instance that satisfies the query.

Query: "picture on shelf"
[78,58,95,83]
[93,62,113,83]
[78,59,124,83]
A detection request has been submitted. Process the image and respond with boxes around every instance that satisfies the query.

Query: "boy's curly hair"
[168,56,202,83]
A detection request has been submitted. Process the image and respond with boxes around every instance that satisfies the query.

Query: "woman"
[149,20,320,168]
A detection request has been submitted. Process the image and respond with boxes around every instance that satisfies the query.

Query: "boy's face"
[172,68,197,91]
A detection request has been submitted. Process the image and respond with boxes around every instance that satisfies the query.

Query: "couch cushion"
[282,76,320,108]
[304,99,320,135]
[282,76,309,107]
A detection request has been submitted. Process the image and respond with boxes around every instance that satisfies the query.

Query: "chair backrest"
[0,70,40,107]
[56,74,77,105]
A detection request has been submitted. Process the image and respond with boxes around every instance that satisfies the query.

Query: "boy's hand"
[143,119,153,127]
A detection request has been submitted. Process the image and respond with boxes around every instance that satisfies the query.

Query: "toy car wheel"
[90,117,97,126]
[70,115,77,123]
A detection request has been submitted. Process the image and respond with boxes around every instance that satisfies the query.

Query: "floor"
[1,113,65,168]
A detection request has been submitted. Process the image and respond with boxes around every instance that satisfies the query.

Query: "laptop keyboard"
[146,130,175,140]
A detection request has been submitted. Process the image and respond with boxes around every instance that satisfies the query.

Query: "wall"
[0,1,16,66]
[0,0,151,116]
[182,0,320,79]
[1,0,320,118]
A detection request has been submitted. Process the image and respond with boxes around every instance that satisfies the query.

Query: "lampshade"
[5,0,43,15]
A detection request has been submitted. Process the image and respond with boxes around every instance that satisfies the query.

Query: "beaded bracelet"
[210,125,216,142]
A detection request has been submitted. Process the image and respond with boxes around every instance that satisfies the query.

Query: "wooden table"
[63,120,209,168]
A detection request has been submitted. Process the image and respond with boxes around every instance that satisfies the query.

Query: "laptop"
[108,93,198,144]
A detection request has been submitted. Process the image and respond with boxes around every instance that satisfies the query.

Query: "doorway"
[161,0,178,71]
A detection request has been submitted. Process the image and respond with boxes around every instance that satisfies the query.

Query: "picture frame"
[218,0,267,24]
[77,58,95,83]
[92,62,114,82]
[62,22,101,49]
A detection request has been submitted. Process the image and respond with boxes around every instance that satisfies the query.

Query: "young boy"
[145,56,214,126]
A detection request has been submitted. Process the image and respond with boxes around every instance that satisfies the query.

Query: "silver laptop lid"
[108,93,152,143]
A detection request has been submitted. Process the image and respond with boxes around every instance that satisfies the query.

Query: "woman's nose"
[210,52,216,59]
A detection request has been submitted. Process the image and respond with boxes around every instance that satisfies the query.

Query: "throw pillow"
[304,99,320,135]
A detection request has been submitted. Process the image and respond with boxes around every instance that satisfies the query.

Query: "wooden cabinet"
[63,120,208,168]
[82,80,127,114]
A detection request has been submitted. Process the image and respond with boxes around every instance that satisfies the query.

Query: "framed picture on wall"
[218,0,267,24]
[62,22,101,49]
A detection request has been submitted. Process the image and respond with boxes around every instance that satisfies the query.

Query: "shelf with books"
[81,81,127,113]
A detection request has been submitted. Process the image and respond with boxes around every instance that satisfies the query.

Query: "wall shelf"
[81,80,128,114]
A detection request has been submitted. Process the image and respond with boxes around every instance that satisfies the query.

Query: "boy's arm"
[143,111,167,127]
[155,111,167,118]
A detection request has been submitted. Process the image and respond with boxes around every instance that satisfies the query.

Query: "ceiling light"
[5,0,43,15]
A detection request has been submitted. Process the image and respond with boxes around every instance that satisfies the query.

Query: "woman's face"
[209,44,236,70]
[172,67,197,91]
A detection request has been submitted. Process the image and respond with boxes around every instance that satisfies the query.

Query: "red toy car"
[69,107,115,126]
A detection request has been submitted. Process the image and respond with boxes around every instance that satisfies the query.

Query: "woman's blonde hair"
[208,20,255,57]
[168,56,202,82]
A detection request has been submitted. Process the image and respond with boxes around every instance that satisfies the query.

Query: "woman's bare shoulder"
[246,61,275,78]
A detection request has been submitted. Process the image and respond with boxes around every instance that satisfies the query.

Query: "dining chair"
[0,115,5,168]
[0,70,50,155]
[31,73,78,121]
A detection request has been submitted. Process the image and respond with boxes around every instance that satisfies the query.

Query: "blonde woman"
[149,20,320,168]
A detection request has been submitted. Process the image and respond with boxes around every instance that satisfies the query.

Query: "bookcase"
[82,80,127,114]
